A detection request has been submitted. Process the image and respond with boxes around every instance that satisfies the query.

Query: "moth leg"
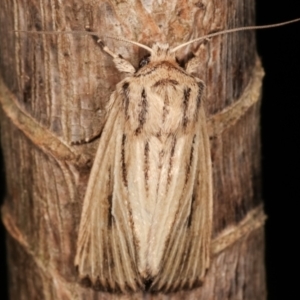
[85,26,136,74]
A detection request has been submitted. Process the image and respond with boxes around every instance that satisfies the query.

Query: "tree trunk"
[0,0,266,299]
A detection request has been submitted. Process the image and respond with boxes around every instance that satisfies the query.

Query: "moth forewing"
[75,102,142,292]
[75,41,213,292]
[149,108,213,292]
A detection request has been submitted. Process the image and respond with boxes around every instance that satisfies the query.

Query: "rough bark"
[0,0,266,299]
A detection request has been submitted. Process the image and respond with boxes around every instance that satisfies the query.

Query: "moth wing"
[150,107,213,292]
[74,99,141,292]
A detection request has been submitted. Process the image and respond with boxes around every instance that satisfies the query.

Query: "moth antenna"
[13,27,153,54]
[171,18,300,53]
[13,29,99,37]
[103,36,153,53]
[84,26,153,54]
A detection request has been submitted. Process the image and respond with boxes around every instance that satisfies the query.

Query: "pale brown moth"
[74,36,213,293]
[71,19,300,293]
[14,18,300,293]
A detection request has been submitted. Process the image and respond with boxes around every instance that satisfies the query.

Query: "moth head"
[136,42,176,69]
[149,43,175,62]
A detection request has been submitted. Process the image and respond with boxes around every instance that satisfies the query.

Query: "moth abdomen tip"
[143,277,154,291]
[79,275,92,288]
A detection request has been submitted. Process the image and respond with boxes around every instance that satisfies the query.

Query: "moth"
[74,34,212,293]
[70,19,300,293]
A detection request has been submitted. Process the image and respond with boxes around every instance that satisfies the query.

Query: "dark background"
[256,1,300,299]
[1,1,299,299]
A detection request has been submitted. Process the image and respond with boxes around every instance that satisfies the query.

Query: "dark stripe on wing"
[122,82,130,119]
[196,81,204,119]
[167,136,177,187]
[182,87,191,128]
[107,195,113,227]
[106,169,113,227]
[144,141,150,192]
[185,135,196,185]
[121,134,128,187]
[187,193,196,227]
[135,89,148,135]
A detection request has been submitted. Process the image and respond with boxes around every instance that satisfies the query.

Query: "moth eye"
[176,57,185,68]
[139,55,150,68]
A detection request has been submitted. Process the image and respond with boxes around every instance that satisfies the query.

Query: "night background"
[1,1,299,299]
